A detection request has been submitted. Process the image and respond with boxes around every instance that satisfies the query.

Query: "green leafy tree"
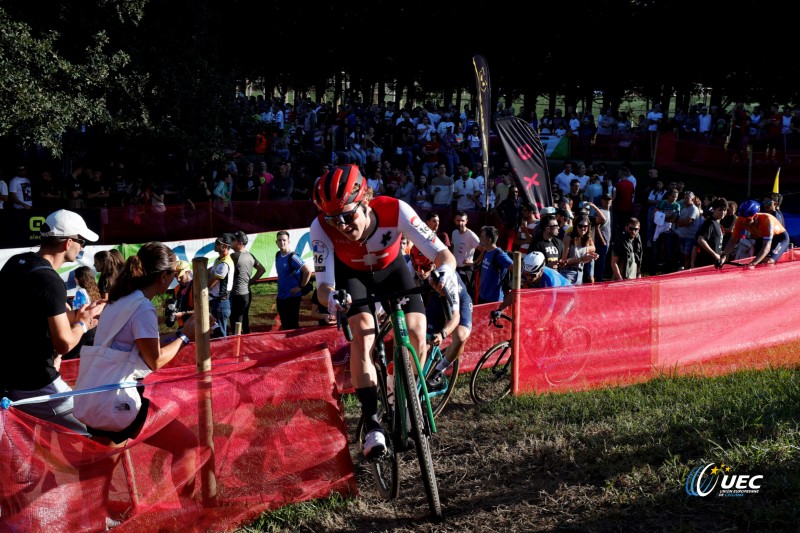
[0,3,149,156]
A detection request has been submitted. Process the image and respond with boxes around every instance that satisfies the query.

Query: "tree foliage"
[1,0,797,160]
[0,5,146,156]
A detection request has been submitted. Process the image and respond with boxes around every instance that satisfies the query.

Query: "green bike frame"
[390,307,437,435]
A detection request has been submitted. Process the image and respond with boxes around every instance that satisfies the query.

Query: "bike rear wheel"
[424,347,459,418]
[470,340,512,404]
[400,346,442,518]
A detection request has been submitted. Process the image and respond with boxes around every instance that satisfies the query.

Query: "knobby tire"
[357,354,399,500]
[470,340,512,404]
[400,345,442,518]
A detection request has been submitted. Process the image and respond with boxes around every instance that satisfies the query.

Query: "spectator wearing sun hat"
[166,260,194,329]
[0,209,105,434]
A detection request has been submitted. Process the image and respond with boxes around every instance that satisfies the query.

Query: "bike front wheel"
[400,345,442,518]
[470,340,512,404]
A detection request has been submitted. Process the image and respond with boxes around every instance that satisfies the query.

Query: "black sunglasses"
[70,236,87,247]
[627,226,641,232]
[324,203,362,227]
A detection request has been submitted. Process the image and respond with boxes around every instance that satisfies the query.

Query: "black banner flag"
[471,54,492,210]
[495,116,553,214]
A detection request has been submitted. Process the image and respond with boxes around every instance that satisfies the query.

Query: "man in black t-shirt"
[532,215,565,270]
[694,197,728,267]
[611,217,643,280]
[0,210,105,434]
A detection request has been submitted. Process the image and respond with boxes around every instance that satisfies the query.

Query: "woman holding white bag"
[75,242,212,499]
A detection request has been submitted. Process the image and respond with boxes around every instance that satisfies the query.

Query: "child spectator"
[72,266,101,310]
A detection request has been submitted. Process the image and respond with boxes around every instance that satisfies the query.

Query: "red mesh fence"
[60,321,502,397]
[7,252,800,530]
[513,249,800,395]
[1,345,356,532]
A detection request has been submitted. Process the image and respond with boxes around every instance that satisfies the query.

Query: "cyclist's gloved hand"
[328,290,351,317]
[432,263,460,309]
[490,309,502,321]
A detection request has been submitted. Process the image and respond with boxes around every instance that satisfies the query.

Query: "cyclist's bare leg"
[442,324,470,367]
[405,311,428,372]
[348,311,384,441]
[349,311,378,389]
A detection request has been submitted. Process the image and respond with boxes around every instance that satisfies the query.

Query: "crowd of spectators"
[3,95,799,218]
[1,95,794,292]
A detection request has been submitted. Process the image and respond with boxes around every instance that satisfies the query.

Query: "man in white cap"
[0,209,105,434]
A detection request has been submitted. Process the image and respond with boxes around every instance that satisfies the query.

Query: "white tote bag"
[74,294,152,432]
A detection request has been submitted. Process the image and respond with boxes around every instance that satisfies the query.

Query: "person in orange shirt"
[720,199,790,266]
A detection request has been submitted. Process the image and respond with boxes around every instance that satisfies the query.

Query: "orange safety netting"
[1,345,356,532]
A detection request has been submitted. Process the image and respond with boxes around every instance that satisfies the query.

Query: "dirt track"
[285,377,795,533]
[292,387,653,533]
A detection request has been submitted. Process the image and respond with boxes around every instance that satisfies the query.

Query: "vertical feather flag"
[495,117,553,213]
[472,54,492,210]
[772,167,780,194]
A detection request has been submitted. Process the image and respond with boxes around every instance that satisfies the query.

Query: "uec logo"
[685,463,763,497]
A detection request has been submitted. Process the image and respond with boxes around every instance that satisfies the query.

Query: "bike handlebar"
[489,313,513,328]
[715,258,753,269]
[335,274,454,342]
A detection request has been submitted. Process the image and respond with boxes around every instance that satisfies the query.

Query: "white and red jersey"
[311,196,447,286]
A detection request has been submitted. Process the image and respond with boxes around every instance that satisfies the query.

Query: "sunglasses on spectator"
[69,236,87,247]
[547,224,559,229]
[627,226,641,232]
[577,224,589,228]
[324,203,362,227]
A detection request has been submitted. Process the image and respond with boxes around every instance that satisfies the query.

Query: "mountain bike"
[470,313,592,404]
[337,281,453,519]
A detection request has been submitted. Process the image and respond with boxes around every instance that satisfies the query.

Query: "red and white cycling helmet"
[312,164,367,214]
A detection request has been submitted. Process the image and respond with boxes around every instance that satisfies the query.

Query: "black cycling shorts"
[335,254,425,318]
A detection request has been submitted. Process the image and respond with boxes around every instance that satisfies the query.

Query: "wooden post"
[511,252,522,396]
[192,257,217,505]
[233,322,242,358]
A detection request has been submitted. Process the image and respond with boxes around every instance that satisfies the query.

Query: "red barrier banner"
[60,321,509,397]
[1,345,356,532]
[513,253,800,395]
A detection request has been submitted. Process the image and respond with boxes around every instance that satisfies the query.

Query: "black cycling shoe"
[425,369,446,393]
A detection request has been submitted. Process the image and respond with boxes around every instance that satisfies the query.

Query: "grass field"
[217,283,799,532]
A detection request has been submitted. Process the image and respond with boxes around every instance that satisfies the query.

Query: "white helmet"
[522,251,546,275]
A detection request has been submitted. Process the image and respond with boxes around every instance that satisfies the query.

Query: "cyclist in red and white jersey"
[310,165,459,459]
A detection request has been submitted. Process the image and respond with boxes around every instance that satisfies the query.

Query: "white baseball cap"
[40,209,99,242]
